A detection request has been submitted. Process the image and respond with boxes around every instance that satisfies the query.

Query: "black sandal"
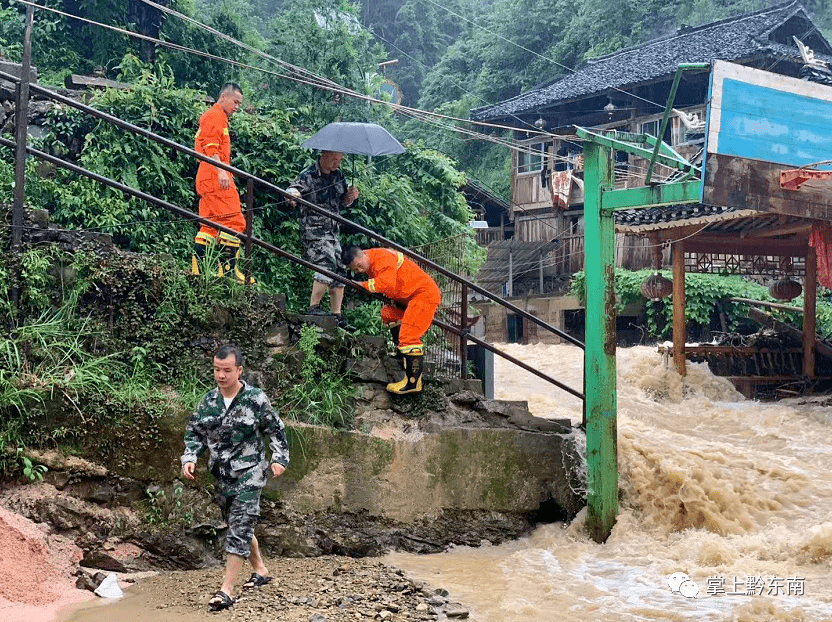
[242,572,273,589]
[209,590,235,611]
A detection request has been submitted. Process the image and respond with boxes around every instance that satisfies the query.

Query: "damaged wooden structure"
[614,59,832,398]
[471,2,831,345]
[579,55,832,541]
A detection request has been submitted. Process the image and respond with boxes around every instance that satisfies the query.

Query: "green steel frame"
[576,63,708,542]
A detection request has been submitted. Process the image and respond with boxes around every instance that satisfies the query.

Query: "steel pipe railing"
[1,135,585,401]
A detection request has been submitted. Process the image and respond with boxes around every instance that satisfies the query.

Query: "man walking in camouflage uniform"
[286,150,359,331]
[181,344,289,611]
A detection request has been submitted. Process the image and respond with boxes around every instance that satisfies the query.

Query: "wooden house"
[469,1,832,348]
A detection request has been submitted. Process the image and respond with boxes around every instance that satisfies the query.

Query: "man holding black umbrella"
[286,150,359,331]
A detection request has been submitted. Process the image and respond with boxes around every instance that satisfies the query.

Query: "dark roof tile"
[472,2,830,121]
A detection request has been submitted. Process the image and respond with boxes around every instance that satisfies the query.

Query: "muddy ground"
[64,555,474,622]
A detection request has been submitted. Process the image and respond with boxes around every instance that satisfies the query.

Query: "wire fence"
[411,233,470,378]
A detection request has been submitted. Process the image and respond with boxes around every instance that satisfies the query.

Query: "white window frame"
[517,141,547,175]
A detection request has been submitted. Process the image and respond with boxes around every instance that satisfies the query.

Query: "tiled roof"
[614,204,757,233]
[472,2,831,122]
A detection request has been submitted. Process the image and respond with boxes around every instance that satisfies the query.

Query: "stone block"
[81,550,128,573]
[344,357,391,384]
[264,324,290,347]
[268,421,586,522]
[254,292,287,310]
[352,335,387,355]
[295,313,338,332]
[441,378,484,396]
[0,61,38,100]
[26,208,49,229]
[448,390,480,405]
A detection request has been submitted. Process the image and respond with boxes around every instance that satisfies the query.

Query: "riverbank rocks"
[106,555,480,622]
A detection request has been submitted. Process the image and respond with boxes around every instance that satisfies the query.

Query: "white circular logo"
[667,572,689,593]
[679,580,699,598]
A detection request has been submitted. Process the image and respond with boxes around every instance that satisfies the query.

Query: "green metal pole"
[644,62,710,185]
[583,141,619,543]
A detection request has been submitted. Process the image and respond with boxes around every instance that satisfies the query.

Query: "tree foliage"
[3,54,478,309]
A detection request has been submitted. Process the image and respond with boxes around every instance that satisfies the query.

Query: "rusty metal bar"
[460,283,468,380]
[11,5,34,249]
[245,178,254,286]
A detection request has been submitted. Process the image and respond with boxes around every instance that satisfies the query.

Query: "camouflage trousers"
[216,487,262,558]
[303,233,346,288]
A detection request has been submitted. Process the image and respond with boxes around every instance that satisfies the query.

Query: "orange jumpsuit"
[194,103,245,246]
[359,249,441,348]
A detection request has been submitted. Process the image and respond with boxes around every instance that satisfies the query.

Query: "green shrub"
[570,269,832,340]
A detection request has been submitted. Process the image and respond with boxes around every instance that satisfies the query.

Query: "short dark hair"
[215,344,244,367]
[219,82,243,98]
[342,245,362,266]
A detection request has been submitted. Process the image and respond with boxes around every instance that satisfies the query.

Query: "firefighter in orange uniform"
[191,82,251,283]
[342,245,441,394]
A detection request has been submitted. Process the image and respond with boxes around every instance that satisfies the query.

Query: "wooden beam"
[703,153,832,221]
[741,222,812,238]
[672,239,686,376]
[726,297,802,313]
[804,244,817,377]
[684,236,807,257]
[64,74,132,91]
[656,224,710,241]
[746,306,832,361]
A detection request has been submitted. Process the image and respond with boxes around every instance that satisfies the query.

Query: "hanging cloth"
[550,171,574,209]
[809,223,832,288]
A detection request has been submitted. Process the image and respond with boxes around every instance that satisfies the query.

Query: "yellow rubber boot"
[387,345,423,395]
[191,233,216,276]
[221,245,255,284]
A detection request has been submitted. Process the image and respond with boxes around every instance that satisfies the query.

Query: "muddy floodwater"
[65,344,832,622]
[386,344,832,621]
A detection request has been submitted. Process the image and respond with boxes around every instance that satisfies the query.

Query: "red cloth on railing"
[809,224,832,288]
[550,171,574,209]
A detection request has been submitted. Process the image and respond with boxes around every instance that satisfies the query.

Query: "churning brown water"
[384,343,832,622]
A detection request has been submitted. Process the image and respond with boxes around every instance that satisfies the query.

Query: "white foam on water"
[384,344,832,622]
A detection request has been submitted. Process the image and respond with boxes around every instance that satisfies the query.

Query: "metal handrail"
[1,71,585,401]
[0,70,582,350]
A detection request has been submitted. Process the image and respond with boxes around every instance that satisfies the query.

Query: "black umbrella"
[301,122,406,156]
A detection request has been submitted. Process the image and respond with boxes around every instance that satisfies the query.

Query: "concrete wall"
[473,294,583,344]
[268,423,585,522]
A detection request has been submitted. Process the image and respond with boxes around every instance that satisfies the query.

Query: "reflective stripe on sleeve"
[367,279,376,293]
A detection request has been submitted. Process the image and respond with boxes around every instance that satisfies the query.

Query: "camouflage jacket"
[181,382,289,493]
[289,162,348,240]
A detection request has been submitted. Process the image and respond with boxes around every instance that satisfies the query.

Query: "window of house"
[517,142,547,174]
[639,119,672,144]
[555,141,583,172]
[675,107,707,145]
